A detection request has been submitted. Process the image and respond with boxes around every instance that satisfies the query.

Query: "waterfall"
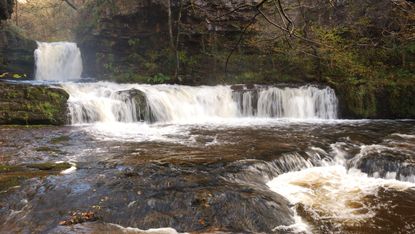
[34,42,83,81]
[61,83,338,124]
[233,86,338,119]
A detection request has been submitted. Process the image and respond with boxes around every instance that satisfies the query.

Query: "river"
[0,42,414,234]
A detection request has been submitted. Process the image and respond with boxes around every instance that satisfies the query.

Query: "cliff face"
[76,0,265,84]
[0,0,36,79]
[0,25,37,79]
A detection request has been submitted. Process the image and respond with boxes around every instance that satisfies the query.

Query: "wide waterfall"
[34,42,83,81]
[62,83,338,124]
[233,85,338,119]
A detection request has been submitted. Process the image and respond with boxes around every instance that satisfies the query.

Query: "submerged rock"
[0,162,72,192]
[0,82,69,125]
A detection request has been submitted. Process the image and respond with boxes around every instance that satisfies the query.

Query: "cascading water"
[34,42,83,81]
[233,85,338,119]
[61,83,338,124]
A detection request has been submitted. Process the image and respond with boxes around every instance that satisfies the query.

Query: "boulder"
[116,88,155,122]
[0,82,69,125]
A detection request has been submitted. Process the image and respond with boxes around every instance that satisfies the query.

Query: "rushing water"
[0,42,414,233]
[62,82,338,125]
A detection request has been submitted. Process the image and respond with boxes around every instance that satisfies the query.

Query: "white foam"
[60,162,77,175]
[81,122,191,143]
[61,82,339,126]
[267,165,414,226]
[391,133,415,139]
[273,211,312,234]
[109,224,185,234]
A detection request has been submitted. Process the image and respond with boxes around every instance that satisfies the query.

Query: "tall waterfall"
[61,83,338,124]
[35,42,83,81]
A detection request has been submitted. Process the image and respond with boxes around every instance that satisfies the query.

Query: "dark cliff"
[0,25,37,79]
[76,0,264,84]
[0,0,14,21]
[0,0,36,79]
[75,0,415,119]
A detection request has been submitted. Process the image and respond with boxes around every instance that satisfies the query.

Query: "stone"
[0,82,69,125]
[116,88,155,122]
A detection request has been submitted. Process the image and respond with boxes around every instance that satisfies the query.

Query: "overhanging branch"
[62,0,77,10]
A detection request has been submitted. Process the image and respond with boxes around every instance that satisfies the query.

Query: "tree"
[0,0,15,21]
[10,0,81,40]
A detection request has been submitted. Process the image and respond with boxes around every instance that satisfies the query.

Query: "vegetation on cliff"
[73,0,414,118]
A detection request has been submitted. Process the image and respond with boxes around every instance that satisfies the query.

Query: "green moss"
[35,146,62,153]
[0,165,22,172]
[39,102,56,121]
[0,162,71,192]
[26,162,71,171]
[50,135,70,144]
[0,176,25,192]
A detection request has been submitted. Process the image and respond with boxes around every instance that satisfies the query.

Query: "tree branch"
[62,0,77,10]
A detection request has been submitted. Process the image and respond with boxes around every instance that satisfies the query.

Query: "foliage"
[147,73,171,84]
[10,0,81,41]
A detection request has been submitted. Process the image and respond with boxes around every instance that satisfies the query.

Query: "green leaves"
[147,73,171,84]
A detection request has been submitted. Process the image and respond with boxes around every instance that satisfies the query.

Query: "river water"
[1,115,414,233]
[0,42,414,233]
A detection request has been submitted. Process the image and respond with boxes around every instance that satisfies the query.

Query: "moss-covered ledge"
[334,82,415,119]
[0,82,69,125]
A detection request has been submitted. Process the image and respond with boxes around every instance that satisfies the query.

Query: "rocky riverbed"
[1,120,414,233]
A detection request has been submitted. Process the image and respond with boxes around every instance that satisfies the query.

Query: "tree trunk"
[174,0,183,81]
[14,0,17,26]
[167,0,174,49]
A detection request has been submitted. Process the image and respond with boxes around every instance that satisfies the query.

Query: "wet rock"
[59,211,99,226]
[99,164,293,233]
[0,82,69,125]
[0,163,294,233]
[116,89,155,122]
[0,162,71,192]
[26,162,72,171]
[354,154,415,181]
[50,222,181,234]
[50,135,71,144]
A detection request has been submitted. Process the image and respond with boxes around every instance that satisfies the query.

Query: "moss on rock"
[0,82,69,125]
[334,82,415,119]
[26,162,71,171]
[0,162,72,192]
